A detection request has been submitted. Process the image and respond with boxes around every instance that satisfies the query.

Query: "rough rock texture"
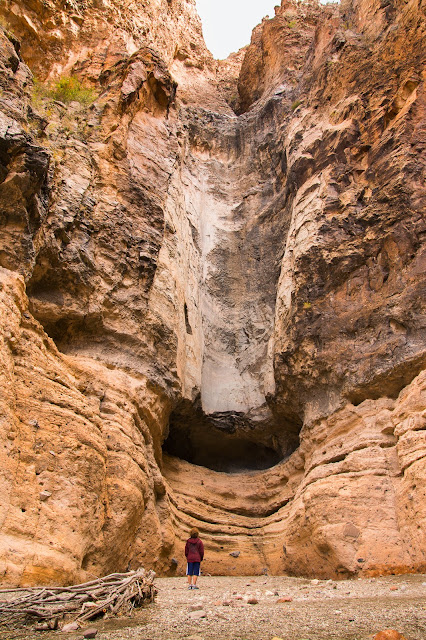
[165,370,426,577]
[0,267,174,586]
[1,0,212,80]
[0,0,425,585]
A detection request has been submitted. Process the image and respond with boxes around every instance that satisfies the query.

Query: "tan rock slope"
[0,0,425,585]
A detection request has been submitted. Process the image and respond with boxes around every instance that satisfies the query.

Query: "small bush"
[32,76,96,108]
[32,78,50,104]
[50,76,95,105]
[288,20,297,28]
[291,99,302,111]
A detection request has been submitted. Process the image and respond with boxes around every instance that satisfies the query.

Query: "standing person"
[185,527,204,589]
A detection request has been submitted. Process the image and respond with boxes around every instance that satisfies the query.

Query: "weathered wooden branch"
[0,568,156,631]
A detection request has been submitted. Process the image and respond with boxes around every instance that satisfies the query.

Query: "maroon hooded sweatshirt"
[185,537,204,562]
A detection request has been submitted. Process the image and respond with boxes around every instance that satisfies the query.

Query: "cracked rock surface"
[0,0,425,585]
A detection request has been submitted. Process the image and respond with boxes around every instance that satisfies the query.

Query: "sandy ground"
[1,574,426,640]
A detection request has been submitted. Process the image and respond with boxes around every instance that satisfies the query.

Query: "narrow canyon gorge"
[0,0,425,586]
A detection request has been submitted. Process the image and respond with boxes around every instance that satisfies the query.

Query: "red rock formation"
[0,0,424,584]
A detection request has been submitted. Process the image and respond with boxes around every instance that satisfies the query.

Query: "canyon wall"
[0,0,425,585]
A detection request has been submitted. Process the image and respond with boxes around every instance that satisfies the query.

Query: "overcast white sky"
[196,1,337,60]
[196,0,278,59]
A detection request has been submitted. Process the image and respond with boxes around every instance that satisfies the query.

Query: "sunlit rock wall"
[0,0,425,584]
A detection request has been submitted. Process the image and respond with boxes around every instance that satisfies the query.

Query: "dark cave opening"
[162,399,300,473]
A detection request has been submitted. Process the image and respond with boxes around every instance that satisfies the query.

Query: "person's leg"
[191,562,200,587]
[187,563,193,588]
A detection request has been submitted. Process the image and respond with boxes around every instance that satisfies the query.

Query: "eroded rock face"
[0,0,425,584]
[165,370,426,577]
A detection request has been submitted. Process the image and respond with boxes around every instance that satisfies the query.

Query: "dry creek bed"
[1,574,426,640]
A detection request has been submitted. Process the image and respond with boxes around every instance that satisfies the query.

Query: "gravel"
[1,574,426,640]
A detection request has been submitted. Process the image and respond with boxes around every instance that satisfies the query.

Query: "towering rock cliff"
[0,0,425,585]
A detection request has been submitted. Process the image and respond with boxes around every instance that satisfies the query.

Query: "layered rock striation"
[0,0,425,584]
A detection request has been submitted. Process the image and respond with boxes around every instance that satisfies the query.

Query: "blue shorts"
[186,561,200,576]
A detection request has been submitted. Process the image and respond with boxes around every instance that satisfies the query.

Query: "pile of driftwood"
[0,568,156,631]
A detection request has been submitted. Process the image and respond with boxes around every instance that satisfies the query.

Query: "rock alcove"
[162,399,300,472]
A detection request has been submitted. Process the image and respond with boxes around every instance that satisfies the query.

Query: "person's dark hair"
[190,527,199,539]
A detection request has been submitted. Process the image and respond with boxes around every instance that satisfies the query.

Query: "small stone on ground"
[1,574,425,640]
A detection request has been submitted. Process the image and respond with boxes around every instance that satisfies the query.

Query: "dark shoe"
[192,585,199,589]
[188,585,193,590]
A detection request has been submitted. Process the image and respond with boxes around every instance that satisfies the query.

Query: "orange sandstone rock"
[374,631,408,640]
[0,0,424,585]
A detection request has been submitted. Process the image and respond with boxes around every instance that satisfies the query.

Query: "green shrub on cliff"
[32,78,50,105]
[32,76,95,107]
[50,76,95,105]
